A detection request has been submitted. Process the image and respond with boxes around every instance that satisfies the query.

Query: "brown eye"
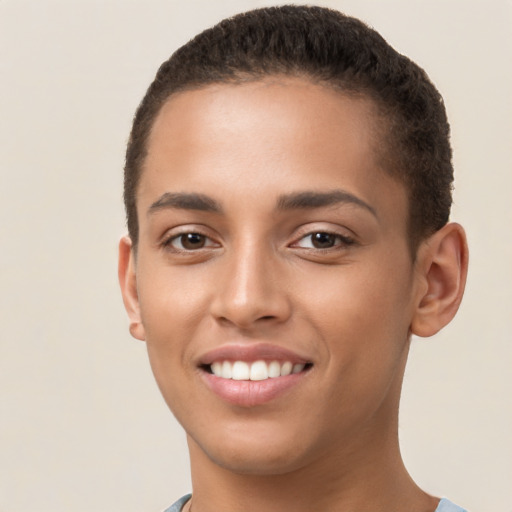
[167,232,212,251]
[311,232,336,248]
[293,231,355,250]
[179,233,206,249]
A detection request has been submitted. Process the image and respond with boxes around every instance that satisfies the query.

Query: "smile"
[198,345,313,407]
[209,360,307,381]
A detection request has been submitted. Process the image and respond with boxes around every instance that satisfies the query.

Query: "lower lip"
[201,370,308,407]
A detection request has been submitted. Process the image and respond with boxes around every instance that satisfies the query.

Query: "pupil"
[182,233,205,249]
[312,232,335,248]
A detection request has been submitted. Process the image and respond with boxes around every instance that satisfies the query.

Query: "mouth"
[202,360,313,381]
[198,345,313,407]
[197,343,313,407]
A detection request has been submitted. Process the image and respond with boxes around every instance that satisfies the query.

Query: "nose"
[209,240,292,330]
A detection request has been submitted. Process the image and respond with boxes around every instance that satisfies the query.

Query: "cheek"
[300,260,413,333]
[138,264,211,336]
[136,265,214,392]
[302,265,413,425]
[298,256,415,388]
[138,277,205,418]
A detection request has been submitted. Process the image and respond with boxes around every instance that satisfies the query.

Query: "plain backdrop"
[1,1,511,510]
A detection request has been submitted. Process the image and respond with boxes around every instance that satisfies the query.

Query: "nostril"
[210,287,292,329]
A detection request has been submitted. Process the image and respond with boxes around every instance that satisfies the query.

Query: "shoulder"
[435,498,469,512]
[162,494,192,512]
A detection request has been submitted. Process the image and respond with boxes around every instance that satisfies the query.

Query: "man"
[119,6,468,511]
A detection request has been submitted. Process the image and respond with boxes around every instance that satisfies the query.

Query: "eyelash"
[292,231,356,251]
[161,231,218,252]
[161,229,355,254]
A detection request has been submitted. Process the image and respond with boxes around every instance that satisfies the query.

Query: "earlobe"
[118,236,146,341]
[411,223,469,338]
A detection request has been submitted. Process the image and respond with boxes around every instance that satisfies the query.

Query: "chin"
[208,448,308,476]
[190,427,316,476]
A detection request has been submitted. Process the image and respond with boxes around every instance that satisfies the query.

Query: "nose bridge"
[232,237,270,303]
[211,234,290,328]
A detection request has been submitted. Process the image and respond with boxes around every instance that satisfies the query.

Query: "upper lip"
[198,343,311,366]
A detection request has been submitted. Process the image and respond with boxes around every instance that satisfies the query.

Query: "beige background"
[1,0,511,510]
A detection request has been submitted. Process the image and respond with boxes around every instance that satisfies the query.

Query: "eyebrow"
[147,189,377,218]
[276,190,377,217]
[148,192,222,214]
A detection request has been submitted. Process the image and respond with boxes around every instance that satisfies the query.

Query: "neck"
[185,414,436,512]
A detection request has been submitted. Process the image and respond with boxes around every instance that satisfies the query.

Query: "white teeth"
[221,361,232,379]
[232,361,250,380]
[280,361,293,376]
[292,363,305,374]
[268,360,281,378]
[209,360,308,380]
[211,362,222,377]
[249,360,268,381]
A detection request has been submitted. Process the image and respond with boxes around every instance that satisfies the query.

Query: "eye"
[293,231,354,249]
[165,232,217,251]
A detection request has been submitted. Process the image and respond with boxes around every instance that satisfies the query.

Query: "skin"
[119,77,468,512]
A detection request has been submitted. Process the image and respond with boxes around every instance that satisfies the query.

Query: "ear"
[411,223,469,338]
[118,236,146,341]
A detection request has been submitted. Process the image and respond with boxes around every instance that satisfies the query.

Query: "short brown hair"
[124,5,453,251]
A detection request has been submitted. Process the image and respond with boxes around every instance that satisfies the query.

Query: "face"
[121,78,425,475]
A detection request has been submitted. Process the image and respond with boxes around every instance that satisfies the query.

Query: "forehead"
[139,78,406,228]
[148,78,378,170]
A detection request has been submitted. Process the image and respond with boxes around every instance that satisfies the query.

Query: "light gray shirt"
[164,494,468,511]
